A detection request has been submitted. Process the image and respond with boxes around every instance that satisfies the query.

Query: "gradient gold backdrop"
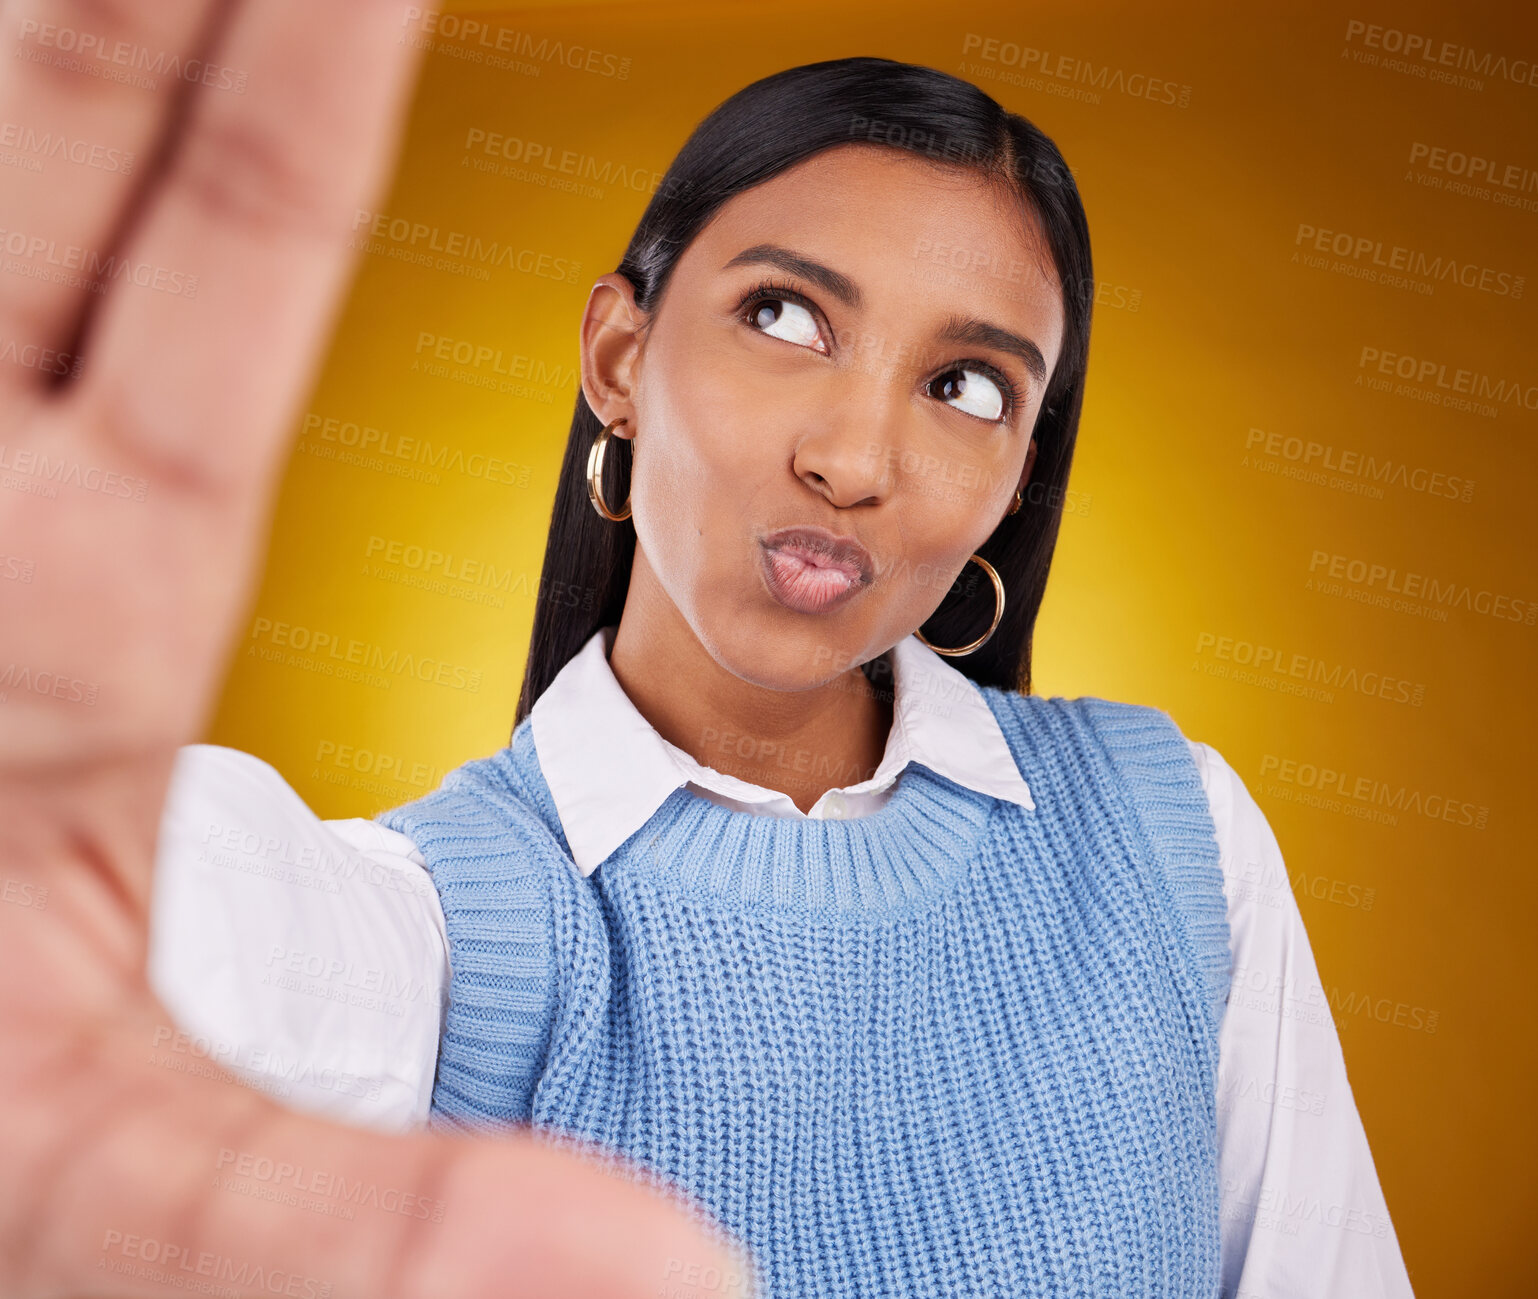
[205,2,1538,1293]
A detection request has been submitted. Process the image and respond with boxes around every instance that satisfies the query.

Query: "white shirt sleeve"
[1189,739,1416,1298]
[147,744,449,1134]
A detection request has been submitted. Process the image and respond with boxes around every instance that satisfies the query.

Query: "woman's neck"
[606,556,896,815]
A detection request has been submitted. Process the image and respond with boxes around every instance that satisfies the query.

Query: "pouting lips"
[758,525,873,584]
[758,525,873,615]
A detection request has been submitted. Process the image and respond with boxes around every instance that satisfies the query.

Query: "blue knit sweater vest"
[377,689,1232,1298]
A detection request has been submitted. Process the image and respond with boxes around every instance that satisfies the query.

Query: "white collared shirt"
[148,627,1416,1298]
[531,625,1039,871]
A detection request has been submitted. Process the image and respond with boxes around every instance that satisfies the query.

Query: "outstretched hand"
[0,2,747,1294]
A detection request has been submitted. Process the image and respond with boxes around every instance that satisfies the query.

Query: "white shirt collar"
[529,625,1035,876]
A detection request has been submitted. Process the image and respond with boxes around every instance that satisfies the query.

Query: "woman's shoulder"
[372,716,574,866]
[973,686,1230,879]
[150,744,448,1131]
[975,682,1175,721]
[974,684,1201,769]
[972,687,1235,1029]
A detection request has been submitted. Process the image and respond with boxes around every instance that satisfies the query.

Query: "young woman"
[150,57,1414,1299]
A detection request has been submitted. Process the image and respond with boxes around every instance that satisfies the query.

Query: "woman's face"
[580,142,1067,690]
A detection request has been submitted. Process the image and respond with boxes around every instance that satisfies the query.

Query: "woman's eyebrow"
[722,243,863,309]
[936,315,1048,386]
[722,243,1047,386]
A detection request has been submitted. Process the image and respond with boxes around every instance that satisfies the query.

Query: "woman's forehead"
[679,146,1064,338]
[703,145,1032,241]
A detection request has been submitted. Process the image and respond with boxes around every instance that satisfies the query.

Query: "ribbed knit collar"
[623,760,1002,912]
[528,625,1034,878]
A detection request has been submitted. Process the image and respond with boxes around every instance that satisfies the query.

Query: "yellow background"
[206,2,1538,1292]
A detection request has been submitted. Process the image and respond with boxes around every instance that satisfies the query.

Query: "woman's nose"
[789,365,911,508]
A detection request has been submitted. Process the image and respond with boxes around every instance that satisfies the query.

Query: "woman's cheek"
[891,498,990,618]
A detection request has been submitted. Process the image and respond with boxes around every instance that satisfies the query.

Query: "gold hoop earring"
[587,417,631,522]
[1008,486,1024,515]
[913,554,1006,657]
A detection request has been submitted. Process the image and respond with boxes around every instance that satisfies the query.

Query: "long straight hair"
[514,56,1093,729]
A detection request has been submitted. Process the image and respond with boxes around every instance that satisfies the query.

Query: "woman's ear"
[579,272,646,437]
[1021,435,1038,489]
[1003,436,1038,526]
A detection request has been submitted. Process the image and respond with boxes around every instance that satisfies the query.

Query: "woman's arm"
[0,1,746,1290]
[148,744,449,1133]
[1192,740,1417,1299]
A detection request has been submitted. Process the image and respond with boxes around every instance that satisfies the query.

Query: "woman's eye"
[931,367,1007,422]
[747,297,823,351]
